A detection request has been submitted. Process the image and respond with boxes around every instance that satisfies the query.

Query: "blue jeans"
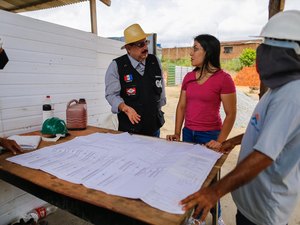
[182,127,220,144]
[183,127,222,218]
[152,129,160,138]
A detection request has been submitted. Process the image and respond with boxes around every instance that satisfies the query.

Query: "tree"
[239,48,256,67]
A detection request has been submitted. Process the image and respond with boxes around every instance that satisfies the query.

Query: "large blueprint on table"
[8,133,222,214]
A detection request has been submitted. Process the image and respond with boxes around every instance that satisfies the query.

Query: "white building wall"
[0,10,123,224]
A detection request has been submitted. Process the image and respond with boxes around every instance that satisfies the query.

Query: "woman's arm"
[166,90,186,141]
[218,92,237,142]
[206,92,237,149]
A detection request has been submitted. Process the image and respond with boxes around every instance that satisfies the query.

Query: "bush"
[221,58,243,72]
[239,48,256,67]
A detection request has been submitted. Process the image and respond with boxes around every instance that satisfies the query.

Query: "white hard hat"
[260,10,300,55]
[260,10,300,42]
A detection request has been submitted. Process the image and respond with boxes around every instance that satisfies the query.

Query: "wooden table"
[0,126,227,225]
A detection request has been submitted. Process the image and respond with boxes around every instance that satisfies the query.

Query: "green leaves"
[239,48,256,67]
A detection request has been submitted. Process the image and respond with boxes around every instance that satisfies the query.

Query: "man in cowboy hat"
[105,23,166,137]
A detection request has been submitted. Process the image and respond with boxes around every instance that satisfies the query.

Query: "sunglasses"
[130,40,150,48]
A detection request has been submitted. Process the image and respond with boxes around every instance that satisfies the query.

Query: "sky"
[21,0,300,48]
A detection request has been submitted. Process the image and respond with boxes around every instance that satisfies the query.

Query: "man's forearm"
[212,150,273,199]
[118,102,126,112]
[227,134,244,145]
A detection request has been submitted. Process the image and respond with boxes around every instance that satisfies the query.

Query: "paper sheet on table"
[7,132,222,214]
[8,135,41,150]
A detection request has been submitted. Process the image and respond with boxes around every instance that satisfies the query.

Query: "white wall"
[0,9,123,224]
[0,9,123,137]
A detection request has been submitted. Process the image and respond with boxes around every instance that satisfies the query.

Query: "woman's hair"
[193,34,221,77]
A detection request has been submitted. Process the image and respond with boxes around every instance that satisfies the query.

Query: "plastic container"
[42,96,54,124]
[66,98,87,130]
[11,204,57,224]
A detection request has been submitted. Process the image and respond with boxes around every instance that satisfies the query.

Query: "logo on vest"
[156,79,162,88]
[126,87,136,96]
[124,74,133,82]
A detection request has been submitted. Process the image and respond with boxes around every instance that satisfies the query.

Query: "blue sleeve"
[254,99,300,160]
[105,61,123,114]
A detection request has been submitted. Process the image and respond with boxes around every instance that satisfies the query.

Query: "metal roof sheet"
[0,0,110,13]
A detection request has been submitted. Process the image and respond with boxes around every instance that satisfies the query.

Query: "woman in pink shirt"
[167,34,236,225]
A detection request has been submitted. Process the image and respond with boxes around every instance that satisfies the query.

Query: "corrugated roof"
[221,39,262,46]
[0,0,110,13]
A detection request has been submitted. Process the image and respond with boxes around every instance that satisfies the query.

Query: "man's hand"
[0,138,23,155]
[181,148,273,223]
[216,134,244,153]
[219,139,237,153]
[180,186,219,222]
[120,104,141,124]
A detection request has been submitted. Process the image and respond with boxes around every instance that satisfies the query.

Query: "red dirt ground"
[234,66,260,87]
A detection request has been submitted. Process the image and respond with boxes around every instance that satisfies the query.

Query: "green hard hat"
[41,117,68,136]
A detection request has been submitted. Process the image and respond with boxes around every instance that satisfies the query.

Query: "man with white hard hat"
[180,10,300,225]
[105,24,166,137]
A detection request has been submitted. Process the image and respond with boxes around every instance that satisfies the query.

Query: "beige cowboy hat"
[121,23,152,49]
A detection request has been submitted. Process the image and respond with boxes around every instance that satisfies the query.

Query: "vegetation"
[239,48,256,67]
[161,57,191,71]
[161,48,256,74]
[221,58,243,72]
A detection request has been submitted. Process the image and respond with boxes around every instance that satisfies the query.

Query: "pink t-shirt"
[181,70,236,131]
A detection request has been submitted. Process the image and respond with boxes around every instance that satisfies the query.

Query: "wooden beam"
[269,0,285,18]
[90,0,98,34]
[100,0,111,6]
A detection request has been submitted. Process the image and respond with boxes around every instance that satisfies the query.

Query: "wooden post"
[259,0,285,99]
[90,0,98,35]
[269,0,285,18]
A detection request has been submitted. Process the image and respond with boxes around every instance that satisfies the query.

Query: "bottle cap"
[43,105,52,111]
[79,98,86,103]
